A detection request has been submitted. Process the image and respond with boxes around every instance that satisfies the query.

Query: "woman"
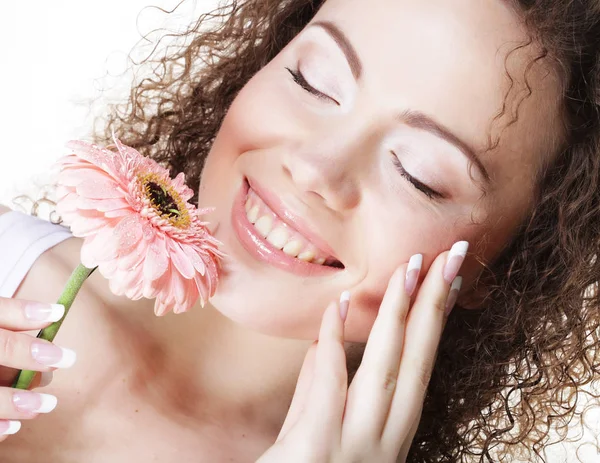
[0,0,599,461]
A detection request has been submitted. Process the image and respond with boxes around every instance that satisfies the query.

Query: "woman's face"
[197,0,563,342]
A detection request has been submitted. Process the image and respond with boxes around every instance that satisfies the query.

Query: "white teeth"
[266,227,289,249]
[247,205,260,224]
[244,188,337,267]
[297,249,315,262]
[282,240,303,257]
[254,215,273,238]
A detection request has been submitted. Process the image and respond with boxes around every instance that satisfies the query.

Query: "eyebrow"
[311,20,362,80]
[311,20,490,184]
[398,109,491,184]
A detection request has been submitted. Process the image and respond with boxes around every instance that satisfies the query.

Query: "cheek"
[198,74,282,206]
[211,66,305,156]
[341,204,468,341]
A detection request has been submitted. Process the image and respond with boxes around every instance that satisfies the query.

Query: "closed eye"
[286,67,339,105]
[391,154,444,200]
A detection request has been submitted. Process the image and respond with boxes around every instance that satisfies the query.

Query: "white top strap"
[0,211,72,298]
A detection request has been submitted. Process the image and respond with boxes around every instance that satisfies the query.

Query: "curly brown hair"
[91,0,600,461]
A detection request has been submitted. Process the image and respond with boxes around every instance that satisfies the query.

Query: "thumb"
[276,341,318,441]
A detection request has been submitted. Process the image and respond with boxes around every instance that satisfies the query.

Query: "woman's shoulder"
[0,204,78,301]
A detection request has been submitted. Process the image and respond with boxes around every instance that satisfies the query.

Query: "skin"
[198,0,563,342]
[0,0,564,461]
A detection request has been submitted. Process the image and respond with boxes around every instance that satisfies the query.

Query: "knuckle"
[432,297,446,314]
[360,363,399,394]
[395,304,410,324]
[381,369,398,393]
[414,357,434,389]
[0,331,20,361]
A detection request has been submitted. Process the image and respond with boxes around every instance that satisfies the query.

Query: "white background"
[0,1,597,461]
[0,0,217,205]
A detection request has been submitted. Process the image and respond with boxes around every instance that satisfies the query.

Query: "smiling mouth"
[243,179,345,269]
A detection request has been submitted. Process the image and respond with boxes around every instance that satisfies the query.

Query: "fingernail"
[339,291,351,322]
[13,391,58,414]
[445,277,462,316]
[404,254,423,296]
[39,371,54,388]
[443,241,469,284]
[0,420,21,435]
[31,341,76,368]
[24,303,65,323]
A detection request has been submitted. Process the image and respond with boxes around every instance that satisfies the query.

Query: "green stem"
[12,264,97,390]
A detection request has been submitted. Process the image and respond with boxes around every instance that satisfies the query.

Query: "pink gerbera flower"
[54,132,224,315]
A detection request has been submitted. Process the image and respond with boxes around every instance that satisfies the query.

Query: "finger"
[0,298,64,331]
[0,329,77,372]
[0,368,45,389]
[0,420,21,439]
[14,371,49,390]
[0,367,19,388]
[397,404,422,462]
[382,242,467,452]
[297,298,348,444]
[343,257,421,443]
[0,369,51,389]
[276,342,318,441]
[0,388,57,420]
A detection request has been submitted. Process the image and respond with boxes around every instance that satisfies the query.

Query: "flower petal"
[69,216,112,237]
[114,215,143,255]
[180,243,206,276]
[143,235,169,281]
[117,239,147,271]
[76,178,124,200]
[170,268,187,305]
[168,241,195,280]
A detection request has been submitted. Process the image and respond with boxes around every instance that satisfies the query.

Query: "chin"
[208,280,320,340]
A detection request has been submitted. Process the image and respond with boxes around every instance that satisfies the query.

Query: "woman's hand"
[0,297,76,441]
[256,242,468,463]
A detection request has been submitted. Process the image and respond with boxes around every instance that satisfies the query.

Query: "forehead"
[310,0,563,184]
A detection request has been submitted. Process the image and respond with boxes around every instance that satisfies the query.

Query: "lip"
[231,177,343,276]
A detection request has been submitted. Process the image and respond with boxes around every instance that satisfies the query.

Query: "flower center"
[147,181,180,219]
[138,173,190,228]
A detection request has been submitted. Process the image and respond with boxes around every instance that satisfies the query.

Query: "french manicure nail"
[13,391,58,414]
[31,341,76,368]
[39,371,54,388]
[339,291,350,322]
[443,241,469,284]
[24,303,65,323]
[0,420,21,436]
[404,254,423,296]
[445,277,462,316]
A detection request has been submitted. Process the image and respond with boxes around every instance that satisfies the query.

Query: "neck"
[141,300,312,435]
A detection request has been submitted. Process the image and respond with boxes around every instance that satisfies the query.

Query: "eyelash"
[391,155,443,200]
[285,67,335,103]
[286,66,442,200]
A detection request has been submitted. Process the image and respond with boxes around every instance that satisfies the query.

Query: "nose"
[281,133,364,212]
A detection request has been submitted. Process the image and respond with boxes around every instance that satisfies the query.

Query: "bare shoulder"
[13,236,81,304]
[0,205,81,302]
